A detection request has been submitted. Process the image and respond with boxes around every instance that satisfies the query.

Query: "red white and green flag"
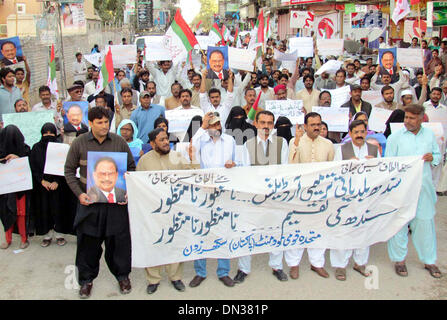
[47,44,58,99]
[164,9,199,64]
[265,15,271,40]
[234,27,242,47]
[221,24,230,42]
[248,91,262,121]
[95,47,114,95]
[210,22,225,45]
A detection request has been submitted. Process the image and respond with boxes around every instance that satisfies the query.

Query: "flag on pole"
[210,22,225,45]
[196,20,203,30]
[47,44,58,99]
[410,0,420,4]
[221,24,230,41]
[250,20,254,30]
[392,0,411,25]
[255,10,265,61]
[164,9,199,63]
[248,91,262,121]
[235,27,241,48]
[95,47,114,95]
[265,15,271,40]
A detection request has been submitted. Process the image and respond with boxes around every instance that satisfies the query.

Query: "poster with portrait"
[206,46,229,80]
[0,37,24,67]
[87,152,128,204]
[378,48,397,76]
[63,101,89,132]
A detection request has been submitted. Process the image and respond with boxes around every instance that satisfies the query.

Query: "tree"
[191,0,218,32]
[94,0,125,24]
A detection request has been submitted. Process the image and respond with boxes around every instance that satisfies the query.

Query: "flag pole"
[418,2,426,75]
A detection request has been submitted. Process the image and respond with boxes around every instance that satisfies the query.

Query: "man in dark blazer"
[341,84,372,119]
[379,51,399,83]
[87,157,126,203]
[0,41,24,66]
[207,50,229,80]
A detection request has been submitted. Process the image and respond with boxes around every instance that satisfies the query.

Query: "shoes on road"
[219,276,235,287]
[233,270,248,284]
[311,265,329,278]
[41,239,52,247]
[172,280,186,292]
[272,269,288,281]
[146,283,159,294]
[189,275,206,288]
[0,242,11,250]
[118,278,132,294]
[79,283,93,299]
[19,240,29,250]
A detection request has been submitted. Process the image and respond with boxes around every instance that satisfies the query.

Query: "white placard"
[327,86,351,108]
[362,90,383,108]
[228,47,257,72]
[390,122,444,140]
[312,106,349,132]
[105,45,137,66]
[280,61,297,74]
[315,60,343,76]
[265,100,305,125]
[83,53,102,67]
[289,37,314,58]
[425,107,447,138]
[0,157,33,195]
[44,142,70,177]
[316,39,344,56]
[144,37,173,61]
[273,48,298,62]
[195,36,216,50]
[397,48,424,68]
[368,107,393,133]
[165,109,205,133]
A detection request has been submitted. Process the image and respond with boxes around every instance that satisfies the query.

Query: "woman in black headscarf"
[30,123,73,247]
[225,106,256,145]
[274,116,293,144]
[384,109,405,138]
[183,115,203,143]
[0,125,31,250]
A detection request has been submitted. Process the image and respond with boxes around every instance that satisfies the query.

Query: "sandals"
[0,242,11,250]
[41,239,52,247]
[335,268,346,281]
[394,263,408,277]
[56,238,67,246]
[425,264,442,279]
[353,264,371,277]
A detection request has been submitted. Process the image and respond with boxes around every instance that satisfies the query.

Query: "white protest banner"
[315,60,343,76]
[390,122,444,140]
[327,86,351,108]
[280,61,296,74]
[425,108,447,138]
[105,45,137,66]
[83,53,102,67]
[265,100,305,125]
[228,47,257,72]
[144,36,172,61]
[0,157,33,195]
[316,39,344,56]
[2,111,55,147]
[273,48,298,62]
[397,48,424,68]
[312,107,349,132]
[165,109,205,133]
[289,37,314,57]
[44,142,70,176]
[126,156,423,267]
[195,36,216,50]
[368,107,393,133]
[362,90,383,108]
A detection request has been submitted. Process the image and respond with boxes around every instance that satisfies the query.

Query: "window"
[16,3,26,15]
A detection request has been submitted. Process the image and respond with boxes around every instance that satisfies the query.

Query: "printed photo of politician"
[0,37,24,67]
[87,152,128,204]
[206,46,229,80]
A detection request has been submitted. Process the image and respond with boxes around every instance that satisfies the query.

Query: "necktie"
[107,193,114,203]
[76,126,81,131]
[12,58,17,64]
[389,69,393,75]
[218,72,223,80]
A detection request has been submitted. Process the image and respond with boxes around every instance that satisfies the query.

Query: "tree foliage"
[94,0,125,23]
[191,0,218,31]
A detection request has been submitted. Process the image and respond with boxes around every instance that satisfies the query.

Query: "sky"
[179,0,201,24]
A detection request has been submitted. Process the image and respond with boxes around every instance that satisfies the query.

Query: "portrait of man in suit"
[64,104,88,132]
[0,40,24,66]
[87,157,126,203]
[207,49,229,80]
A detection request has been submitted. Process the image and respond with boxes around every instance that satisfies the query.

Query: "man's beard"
[156,145,170,155]
[149,92,156,98]
[208,128,222,138]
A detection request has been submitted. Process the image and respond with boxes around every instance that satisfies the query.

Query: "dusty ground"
[0,198,446,300]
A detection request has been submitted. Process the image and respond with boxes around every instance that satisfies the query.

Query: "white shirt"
[241,134,289,166]
[335,142,381,161]
[255,87,275,109]
[73,60,87,82]
[84,81,97,97]
[147,62,180,98]
[191,127,236,169]
[199,91,234,127]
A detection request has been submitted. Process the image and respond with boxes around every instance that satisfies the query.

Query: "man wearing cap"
[188,112,237,288]
[274,84,288,101]
[296,75,320,114]
[341,84,372,118]
[399,76,428,109]
[66,82,87,102]
[130,91,165,144]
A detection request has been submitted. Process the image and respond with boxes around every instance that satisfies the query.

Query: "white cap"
[442,38,447,42]
[401,89,413,97]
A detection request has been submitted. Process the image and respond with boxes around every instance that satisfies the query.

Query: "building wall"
[0,0,42,25]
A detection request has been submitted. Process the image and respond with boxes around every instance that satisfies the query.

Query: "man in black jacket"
[341,84,372,119]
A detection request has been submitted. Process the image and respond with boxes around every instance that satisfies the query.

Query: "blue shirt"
[130,104,165,143]
[0,85,22,121]
[385,126,441,220]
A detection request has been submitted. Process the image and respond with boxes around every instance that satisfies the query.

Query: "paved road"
[0,198,446,300]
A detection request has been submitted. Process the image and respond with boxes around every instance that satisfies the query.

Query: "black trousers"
[75,231,132,285]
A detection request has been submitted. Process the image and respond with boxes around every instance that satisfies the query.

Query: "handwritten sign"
[2,110,55,147]
[165,109,205,133]
[362,90,383,108]
[316,39,344,56]
[390,122,445,140]
[368,107,393,133]
[144,37,172,61]
[126,156,423,267]
[396,48,424,68]
[0,157,33,195]
[44,142,70,176]
[280,61,296,74]
[228,47,257,72]
[425,107,447,138]
[289,37,314,57]
[273,48,298,62]
[313,106,349,132]
[327,86,351,108]
[265,100,305,125]
[105,45,137,67]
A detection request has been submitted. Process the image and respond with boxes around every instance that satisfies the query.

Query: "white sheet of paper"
[228,47,257,72]
[312,106,349,132]
[44,142,70,177]
[0,157,33,195]
[315,60,343,76]
[289,37,314,57]
[165,109,205,133]
[316,39,344,56]
[327,86,351,108]
[83,53,102,67]
[362,90,383,108]
[390,122,445,140]
[368,107,393,133]
[425,107,447,138]
[273,48,298,62]
[280,61,296,74]
[144,37,172,61]
[397,48,424,68]
[265,100,305,125]
[105,45,137,66]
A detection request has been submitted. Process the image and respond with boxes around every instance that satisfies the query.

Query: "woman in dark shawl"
[384,109,405,138]
[0,125,31,250]
[274,116,293,144]
[29,123,74,247]
[225,106,256,145]
[183,115,203,143]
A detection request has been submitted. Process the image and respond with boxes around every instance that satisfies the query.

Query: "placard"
[390,122,444,140]
[289,37,314,58]
[316,39,344,56]
[273,48,298,62]
[144,36,172,61]
[315,60,343,76]
[44,142,70,176]
[312,106,349,132]
[265,100,305,125]
[0,157,33,195]
[165,109,205,133]
[228,47,256,72]
[327,86,351,108]
[397,48,423,68]
[368,107,393,133]
[361,90,383,108]
[105,45,137,66]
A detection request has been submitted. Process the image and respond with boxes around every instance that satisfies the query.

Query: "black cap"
[350,84,362,91]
